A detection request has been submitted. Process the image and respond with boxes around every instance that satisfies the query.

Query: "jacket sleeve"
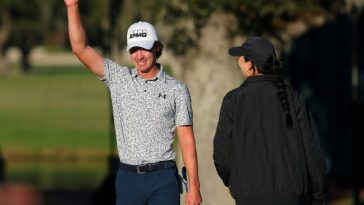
[213,95,233,187]
[294,93,327,205]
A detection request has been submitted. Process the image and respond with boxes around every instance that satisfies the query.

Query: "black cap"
[229,37,277,67]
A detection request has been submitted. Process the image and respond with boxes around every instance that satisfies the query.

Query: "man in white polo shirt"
[64,1,202,205]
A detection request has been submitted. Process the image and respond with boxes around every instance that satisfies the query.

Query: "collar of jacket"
[242,74,276,85]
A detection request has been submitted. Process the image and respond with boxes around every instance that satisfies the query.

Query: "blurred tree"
[41,0,69,49]
[77,0,109,50]
[76,0,166,60]
[157,0,347,56]
[0,2,11,75]
[0,0,347,73]
[1,0,43,73]
[0,0,69,74]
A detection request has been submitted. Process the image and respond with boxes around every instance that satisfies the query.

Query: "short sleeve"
[101,58,129,87]
[175,84,193,126]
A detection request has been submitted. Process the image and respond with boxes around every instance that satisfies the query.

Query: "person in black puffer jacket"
[213,37,327,205]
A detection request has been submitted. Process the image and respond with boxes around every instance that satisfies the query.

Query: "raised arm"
[64,0,104,78]
[177,126,202,205]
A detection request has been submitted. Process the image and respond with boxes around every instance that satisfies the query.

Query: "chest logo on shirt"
[158,93,166,99]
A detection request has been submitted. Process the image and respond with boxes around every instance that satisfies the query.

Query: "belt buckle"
[136,165,146,174]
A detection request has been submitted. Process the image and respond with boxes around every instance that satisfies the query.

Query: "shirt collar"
[131,64,166,83]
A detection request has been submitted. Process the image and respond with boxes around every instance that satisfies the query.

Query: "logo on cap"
[129,29,148,39]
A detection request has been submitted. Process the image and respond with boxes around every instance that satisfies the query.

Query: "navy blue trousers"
[115,167,180,205]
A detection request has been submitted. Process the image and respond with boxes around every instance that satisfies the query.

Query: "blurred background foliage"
[0,0,350,72]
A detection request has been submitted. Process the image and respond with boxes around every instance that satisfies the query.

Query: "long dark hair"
[248,54,293,128]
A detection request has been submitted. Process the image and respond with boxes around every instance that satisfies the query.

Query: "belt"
[119,160,176,174]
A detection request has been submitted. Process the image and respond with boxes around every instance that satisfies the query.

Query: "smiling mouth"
[136,61,151,70]
[136,59,147,64]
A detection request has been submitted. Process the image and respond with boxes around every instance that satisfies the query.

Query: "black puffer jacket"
[213,75,326,205]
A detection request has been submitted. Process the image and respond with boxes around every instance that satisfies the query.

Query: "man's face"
[129,47,156,73]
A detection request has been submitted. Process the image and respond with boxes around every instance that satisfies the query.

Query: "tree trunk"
[162,12,243,205]
[20,47,31,73]
[0,10,11,76]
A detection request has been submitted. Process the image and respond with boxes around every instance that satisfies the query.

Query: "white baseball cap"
[126,21,158,51]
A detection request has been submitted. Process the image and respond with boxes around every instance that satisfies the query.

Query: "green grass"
[0,64,177,191]
[0,65,111,190]
[0,67,110,149]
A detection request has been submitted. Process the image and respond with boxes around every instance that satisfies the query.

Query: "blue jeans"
[115,167,180,205]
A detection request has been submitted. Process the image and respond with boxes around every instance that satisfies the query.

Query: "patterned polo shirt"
[102,58,193,165]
